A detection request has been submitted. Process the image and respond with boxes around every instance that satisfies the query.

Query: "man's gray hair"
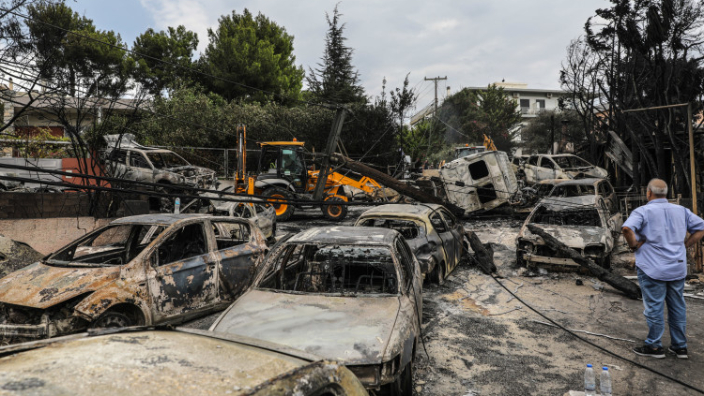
[647,179,668,196]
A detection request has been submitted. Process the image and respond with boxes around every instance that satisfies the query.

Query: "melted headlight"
[347,364,380,386]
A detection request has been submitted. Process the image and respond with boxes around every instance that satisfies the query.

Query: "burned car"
[104,134,216,193]
[0,328,369,396]
[547,178,618,215]
[516,196,623,269]
[193,186,277,244]
[354,203,468,285]
[210,226,422,395]
[0,214,268,342]
[521,154,607,185]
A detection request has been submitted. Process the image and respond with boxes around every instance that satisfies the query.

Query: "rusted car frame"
[516,196,622,270]
[0,214,268,342]
[210,226,422,394]
[0,328,369,396]
[354,203,468,284]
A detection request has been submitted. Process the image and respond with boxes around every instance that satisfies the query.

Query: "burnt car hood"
[0,262,119,309]
[522,225,607,249]
[212,290,401,365]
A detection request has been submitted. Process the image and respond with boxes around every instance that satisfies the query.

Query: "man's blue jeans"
[637,268,687,349]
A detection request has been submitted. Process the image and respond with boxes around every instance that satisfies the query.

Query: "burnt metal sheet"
[0,331,309,395]
[0,263,119,309]
[211,290,401,365]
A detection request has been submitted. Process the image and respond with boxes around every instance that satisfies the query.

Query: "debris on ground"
[0,234,43,277]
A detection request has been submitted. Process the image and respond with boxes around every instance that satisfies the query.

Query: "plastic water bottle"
[584,364,596,396]
[600,366,612,396]
[174,197,181,214]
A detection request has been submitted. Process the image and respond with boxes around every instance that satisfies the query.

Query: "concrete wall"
[0,217,111,255]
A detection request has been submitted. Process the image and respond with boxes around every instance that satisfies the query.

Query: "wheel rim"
[268,193,289,216]
[97,314,130,328]
[326,204,343,218]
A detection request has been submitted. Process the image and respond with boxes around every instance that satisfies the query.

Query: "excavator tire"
[262,188,295,222]
[321,196,347,222]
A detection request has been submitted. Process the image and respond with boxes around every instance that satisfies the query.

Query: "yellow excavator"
[232,126,389,222]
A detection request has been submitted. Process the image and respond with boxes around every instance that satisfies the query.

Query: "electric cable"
[489,273,704,395]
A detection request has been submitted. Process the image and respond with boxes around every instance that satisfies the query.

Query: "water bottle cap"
[586,364,592,367]
[603,367,608,370]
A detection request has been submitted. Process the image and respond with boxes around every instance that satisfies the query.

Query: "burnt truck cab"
[255,141,309,194]
[440,151,518,216]
[0,214,268,342]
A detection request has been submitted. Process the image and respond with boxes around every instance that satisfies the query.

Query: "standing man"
[622,179,704,359]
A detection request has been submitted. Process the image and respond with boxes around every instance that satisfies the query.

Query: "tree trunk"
[526,224,641,299]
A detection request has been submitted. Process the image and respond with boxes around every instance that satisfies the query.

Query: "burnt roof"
[288,226,399,245]
[359,203,442,218]
[111,213,212,226]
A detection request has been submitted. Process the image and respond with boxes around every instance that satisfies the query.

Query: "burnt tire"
[386,362,413,396]
[91,311,133,329]
[262,188,295,222]
[321,197,347,221]
[433,261,446,286]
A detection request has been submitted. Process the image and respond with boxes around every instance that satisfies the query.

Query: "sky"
[68,0,609,114]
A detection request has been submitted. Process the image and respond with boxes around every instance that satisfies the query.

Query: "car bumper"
[0,323,51,339]
[519,251,605,269]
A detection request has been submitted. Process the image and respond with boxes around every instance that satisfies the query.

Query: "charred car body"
[0,328,369,396]
[547,178,618,215]
[0,214,268,342]
[354,203,468,285]
[210,226,422,395]
[516,196,623,270]
[519,154,607,185]
[104,134,216,192]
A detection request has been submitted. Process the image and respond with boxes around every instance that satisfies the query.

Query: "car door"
[128,151,155,184]
[147,222,218,322]
[429,210,456,269]
[394,238,421,369]
[210,219,265,299]
[439,208,463,271]
[107,149,128,178]
[598,181,618,214]
[537,156,559,181]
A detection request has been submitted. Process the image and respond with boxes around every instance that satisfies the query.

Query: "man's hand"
[622,226,644,251]
[685,229,704,249]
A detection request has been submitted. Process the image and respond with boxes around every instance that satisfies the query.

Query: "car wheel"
[386,362,413,396]
[91,311,133,329]
[433,261,446,286]
[321,196,347,221]
[262,188,295,221]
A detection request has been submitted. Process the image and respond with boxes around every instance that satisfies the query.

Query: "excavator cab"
[257,142,308,193]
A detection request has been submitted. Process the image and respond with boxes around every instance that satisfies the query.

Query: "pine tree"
[307,4,366,105]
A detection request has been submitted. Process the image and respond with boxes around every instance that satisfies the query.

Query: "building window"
[520,99,530,114]
[536,99,545,109]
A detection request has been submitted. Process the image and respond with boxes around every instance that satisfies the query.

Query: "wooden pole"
[688,103,702,272]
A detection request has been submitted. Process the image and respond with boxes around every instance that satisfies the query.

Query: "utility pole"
[424,76,447,113]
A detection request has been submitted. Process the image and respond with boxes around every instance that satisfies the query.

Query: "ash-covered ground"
[185,206,704,396]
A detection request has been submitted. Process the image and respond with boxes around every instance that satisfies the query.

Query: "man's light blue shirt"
[623,198,704,281]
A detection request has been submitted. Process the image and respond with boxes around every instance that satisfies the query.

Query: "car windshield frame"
[554,155,592,170]
[255,242,401,297]
[46,223,167,267]
[146,152,191,169]
[529,205,604,228]
[355,216,426,240]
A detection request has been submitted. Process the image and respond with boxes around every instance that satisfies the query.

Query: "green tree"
[26,2,133,97]
[399,120,445,164]
[389,73,417,145]
[199,9,304,103]
[132,25,198,96]
[306,4,366,105]
[437,84,521,151]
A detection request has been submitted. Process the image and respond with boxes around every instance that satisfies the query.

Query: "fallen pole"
[526,224,641,299]
[466,231,496,274]
[326,153,465,216]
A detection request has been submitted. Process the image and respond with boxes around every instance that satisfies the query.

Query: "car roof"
[0,329,323,395]
[553,178,604,187]
[359,203,442,218]
[288,226,399,245]
[111,213,213,226]
[540,195,600,211]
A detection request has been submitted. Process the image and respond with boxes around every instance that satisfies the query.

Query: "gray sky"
[70,0,609,113]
